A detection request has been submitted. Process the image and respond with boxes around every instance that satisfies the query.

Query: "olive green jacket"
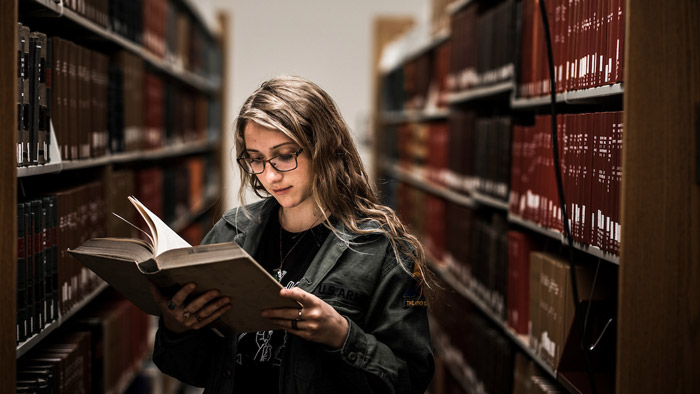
[153,198,434,393]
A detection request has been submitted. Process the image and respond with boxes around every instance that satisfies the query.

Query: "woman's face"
[243,122,314,213]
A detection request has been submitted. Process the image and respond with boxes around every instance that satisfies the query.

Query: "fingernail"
[261,311,268,317]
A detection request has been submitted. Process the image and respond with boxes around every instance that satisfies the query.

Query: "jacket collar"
[221,198,382,293]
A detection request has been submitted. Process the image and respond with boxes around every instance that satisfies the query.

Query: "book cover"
[69,197,300,334]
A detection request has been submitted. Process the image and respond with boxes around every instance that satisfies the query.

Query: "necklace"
[274,226,310,283]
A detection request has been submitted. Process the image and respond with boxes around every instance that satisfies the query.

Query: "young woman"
[149,76,434,393]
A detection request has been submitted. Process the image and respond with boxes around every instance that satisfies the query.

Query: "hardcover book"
[68,196,299,334]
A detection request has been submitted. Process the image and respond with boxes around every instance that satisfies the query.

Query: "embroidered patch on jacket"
[403,265,427,308]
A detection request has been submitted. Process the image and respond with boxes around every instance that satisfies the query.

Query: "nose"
[262,164,283,183]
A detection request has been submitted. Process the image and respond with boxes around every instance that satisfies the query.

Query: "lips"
[272,186,292,194]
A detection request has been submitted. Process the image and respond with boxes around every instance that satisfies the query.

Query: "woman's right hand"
[149,282,232,334]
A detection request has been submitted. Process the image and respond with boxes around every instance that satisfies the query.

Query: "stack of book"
[518,0,625,97]
[509,112,622,254]
[448,0,517,92]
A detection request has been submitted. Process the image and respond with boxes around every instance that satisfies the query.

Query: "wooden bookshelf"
[6,0,228,391]
[373,0,700,392]
[1,1,18,391]
[617,1,700,393]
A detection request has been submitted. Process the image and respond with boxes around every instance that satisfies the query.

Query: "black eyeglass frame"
[236,148,305,174]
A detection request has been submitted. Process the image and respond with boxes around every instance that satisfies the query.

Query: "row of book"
[16,157,216,345]
[431,283,515,394]
[448,0,517,92]
[17,292,152,393]
[133,156,217,227]
[518,0,625,98]
[15,26,219,166]
[391,180,616,372]
[60,0,221,78]
[17,182,105,344]
[388,113,512,201]
[112,50,215,153]
[429,253,574,394]
[17,25,50,167]
[509,112,622,255]
[394,184,509,319]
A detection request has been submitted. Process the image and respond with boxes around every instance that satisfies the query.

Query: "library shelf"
[380,28,450,74]
[18,140,218,178]
[430,318,486,394]
[470,190,509,211]
[170,188,220,233]
[16,281,109,358]
[429,261,559,381]
[447,79,514,104]
[384,163,475,208]
[381,108,450,124]
[510,83,624,109]
[446,0,475,15]
[20,0,219,93]
[507,213,620,265]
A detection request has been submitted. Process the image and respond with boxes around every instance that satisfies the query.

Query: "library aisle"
[1,0,698,393]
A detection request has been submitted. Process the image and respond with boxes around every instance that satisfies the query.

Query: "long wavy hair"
[233,75,428,284]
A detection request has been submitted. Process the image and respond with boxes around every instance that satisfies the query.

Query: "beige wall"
[196,0,428,210]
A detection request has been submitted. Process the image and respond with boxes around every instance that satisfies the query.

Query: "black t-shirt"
[233,208,330,392]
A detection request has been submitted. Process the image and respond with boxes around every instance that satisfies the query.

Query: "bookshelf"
[4,0,228,391]
[374,0,700,393]
[1,1,19,391]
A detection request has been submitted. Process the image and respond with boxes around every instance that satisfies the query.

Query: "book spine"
[17,203,28,343]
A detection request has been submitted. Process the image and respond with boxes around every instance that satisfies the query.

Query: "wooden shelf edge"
[18,140,217,177]
[380,108,450,124]
[507,213,619,265]
[446,0,475,15]
[471,190,509,210]
[16,281,109,359]
[447,79,514,104]
[383,162,475,208]
[511,83,624,109]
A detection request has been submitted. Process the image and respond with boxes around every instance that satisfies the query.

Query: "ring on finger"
[291,319,299,330]
[167,300,176,310]
[182,310,191,320]
[196,315,203,322]
[297,308,303,319]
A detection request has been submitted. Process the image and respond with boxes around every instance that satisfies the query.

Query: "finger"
[262,307,303,321]
[193,304,232,329]
[195,296,231,320]
[184,289,222,313]
[171,283,197,308]
[268,318,305,332]
[148,282,167,302]
[279,287,318,307]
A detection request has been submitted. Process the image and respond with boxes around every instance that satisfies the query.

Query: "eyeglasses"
[237,148,304,174]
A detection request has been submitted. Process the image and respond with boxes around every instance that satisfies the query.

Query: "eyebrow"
[245,142,297,153]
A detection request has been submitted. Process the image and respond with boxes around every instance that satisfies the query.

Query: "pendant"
[273,268,284,283]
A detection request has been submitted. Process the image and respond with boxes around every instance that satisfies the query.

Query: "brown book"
[529,251,543,352]
[19,25,30,166]
[69,197,300,334]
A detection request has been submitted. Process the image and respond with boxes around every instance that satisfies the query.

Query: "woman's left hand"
[262,287,349,349]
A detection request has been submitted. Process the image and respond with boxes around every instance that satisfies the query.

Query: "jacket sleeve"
[336,253,434,394]
[152,319,228,387]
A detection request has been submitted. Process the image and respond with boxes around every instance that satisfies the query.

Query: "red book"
[507,230,533,335]
[509,126,523,215]
[612,111,623,254]
[615,0,624,83]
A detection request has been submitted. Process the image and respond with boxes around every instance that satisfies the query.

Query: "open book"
[68,196,299,334]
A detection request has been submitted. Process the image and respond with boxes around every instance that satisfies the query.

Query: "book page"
[128,196,191,256]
